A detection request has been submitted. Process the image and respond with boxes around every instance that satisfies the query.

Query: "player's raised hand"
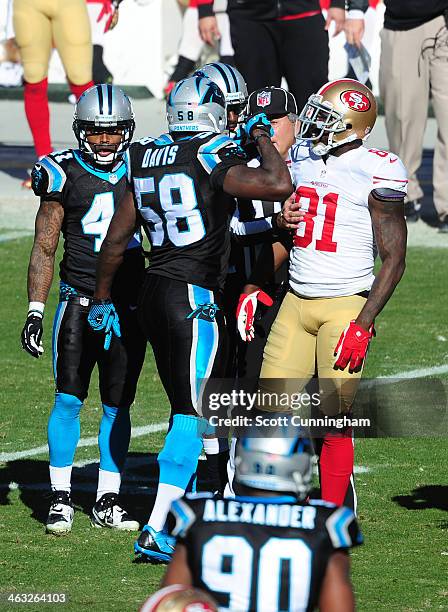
[87,300,121,350]
[199,16,221,46]
[334,320,374,372]
[244,113,274,139]
[21,312,44,358]
[236,290,273,342]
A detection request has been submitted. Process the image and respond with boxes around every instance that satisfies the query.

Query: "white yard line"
[0,422,168,463]
[0,230,33,242]
[1,362,447,464]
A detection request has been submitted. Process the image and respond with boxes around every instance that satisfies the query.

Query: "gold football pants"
[13,0,92,84]
[259,291,368,416]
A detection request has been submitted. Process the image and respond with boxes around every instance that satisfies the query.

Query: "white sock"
[203,437,219,455]
[96,469,121,501]
[49,465,72,493]
[148,483,184,532]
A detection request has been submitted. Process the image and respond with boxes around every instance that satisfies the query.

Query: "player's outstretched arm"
[94,187,137,300]
[161,544,193,587]
[223,128,293,202]
[21,201,64,358]
[27,201,64,304]
[318,552,355,612]
[355,192,407,331]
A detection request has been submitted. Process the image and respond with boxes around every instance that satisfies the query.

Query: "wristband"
[28,301,45,318]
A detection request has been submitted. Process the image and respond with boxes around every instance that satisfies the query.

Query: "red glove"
[236,290,273,342]
[334,321,374,372]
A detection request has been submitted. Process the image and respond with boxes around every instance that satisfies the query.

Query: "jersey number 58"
[133,173,205,247]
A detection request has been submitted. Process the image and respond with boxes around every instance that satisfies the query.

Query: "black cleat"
[90,493,139,531]
[46,490,74,535]
[405,200,421,222]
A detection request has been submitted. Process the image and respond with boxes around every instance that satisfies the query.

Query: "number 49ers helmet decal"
[298,78,377,156]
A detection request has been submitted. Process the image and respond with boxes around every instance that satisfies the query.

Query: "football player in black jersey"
[163,430,361,612]
[20,85,146,535]
[87,75,293,561]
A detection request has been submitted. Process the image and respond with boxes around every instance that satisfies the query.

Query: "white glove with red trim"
[236,290,273,342]
[334,320,374,372]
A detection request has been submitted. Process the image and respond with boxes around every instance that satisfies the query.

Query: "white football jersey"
[288,140,408,298]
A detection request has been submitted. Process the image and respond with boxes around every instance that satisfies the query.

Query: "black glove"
[21,313,44,358]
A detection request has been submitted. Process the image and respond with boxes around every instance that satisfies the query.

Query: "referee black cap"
[247,86,298,119]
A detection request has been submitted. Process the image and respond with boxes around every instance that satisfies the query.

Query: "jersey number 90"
[201,535,312,611]
[134,173,205,247]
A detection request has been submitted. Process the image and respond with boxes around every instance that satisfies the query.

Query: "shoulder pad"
[290,138,312,163]
[184,491,214,501]
[197,134,247,174]
[364,148,408,193]
[169,498,198,538]
[31,155,67,196]
[325,506,363,549]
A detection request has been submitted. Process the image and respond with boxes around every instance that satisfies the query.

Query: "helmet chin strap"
[312,131,359,156]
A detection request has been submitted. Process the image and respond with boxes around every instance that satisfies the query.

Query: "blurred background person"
[13,0,94,161]
[85,0,120,85]
[198,0,368,113]
[165,0,233,97]
[380,0,448,231]
[0,0,23,87]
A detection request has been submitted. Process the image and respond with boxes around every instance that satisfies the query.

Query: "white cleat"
[90,493,139,531]
[45,490,74,535]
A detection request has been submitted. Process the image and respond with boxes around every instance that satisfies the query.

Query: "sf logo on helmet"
[340,90,371,112]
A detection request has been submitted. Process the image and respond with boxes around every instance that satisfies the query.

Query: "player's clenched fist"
[334,320,374,372]
[236,290,273,342]
[21,312,44,358]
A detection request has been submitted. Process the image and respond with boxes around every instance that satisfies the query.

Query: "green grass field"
[0,237,447,611]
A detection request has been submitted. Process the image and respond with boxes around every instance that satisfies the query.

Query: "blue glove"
[244,112,274,139]
[87,300,121,351]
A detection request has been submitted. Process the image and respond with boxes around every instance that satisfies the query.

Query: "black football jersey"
[127,132,248,290]
[32,150,142,296]
[169,493,362,612]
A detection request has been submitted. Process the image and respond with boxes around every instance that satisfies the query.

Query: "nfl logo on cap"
[257,91,271,108]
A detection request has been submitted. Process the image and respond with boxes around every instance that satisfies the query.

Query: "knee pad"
[51,392,83,420]
[158,414,207,488]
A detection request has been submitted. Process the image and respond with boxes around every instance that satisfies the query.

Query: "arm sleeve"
[325,506,364,550]
[197,136,249,190]
[197,0,214,18]
[31,156,66,203]
[329,0,345,8]
[347,0,369,12]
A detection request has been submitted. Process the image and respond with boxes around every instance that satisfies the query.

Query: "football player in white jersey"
[238,79,408,510]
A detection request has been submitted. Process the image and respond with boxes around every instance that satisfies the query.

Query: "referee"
[198,0,368,113]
